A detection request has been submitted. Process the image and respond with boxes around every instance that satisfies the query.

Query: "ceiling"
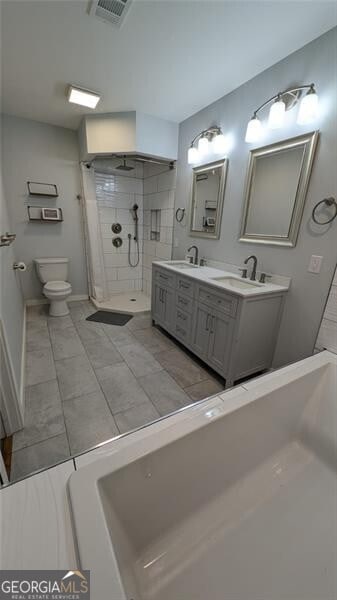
[1,0,336,130]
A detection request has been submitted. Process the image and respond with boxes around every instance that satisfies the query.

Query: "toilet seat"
[43,280,71,294]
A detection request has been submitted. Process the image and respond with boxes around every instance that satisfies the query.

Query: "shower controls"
[112,237,123,248]
[111,223,122,234]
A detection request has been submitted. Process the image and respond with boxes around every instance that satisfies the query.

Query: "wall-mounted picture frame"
[27,181,59,197]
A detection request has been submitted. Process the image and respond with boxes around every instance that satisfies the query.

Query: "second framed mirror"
[190,159,228,239]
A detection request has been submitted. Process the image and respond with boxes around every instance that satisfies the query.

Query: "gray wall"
[0,132,25,411]
[174,27,337,368]
[2,115,88,301]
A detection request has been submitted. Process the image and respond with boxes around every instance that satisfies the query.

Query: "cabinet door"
[162,287,175,330]
[208,310,233,373]
[191,304,211,357]
[152,283,165,323]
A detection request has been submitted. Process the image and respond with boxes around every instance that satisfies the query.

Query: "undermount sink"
[211,276,263,289]
[166,261,199,269]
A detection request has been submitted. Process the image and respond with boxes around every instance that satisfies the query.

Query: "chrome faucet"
[244,255,258,281]
[187,245,199,265]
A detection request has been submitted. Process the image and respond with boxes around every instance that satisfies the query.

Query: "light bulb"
[245,116,262,143]
[268,98,286,129]
[187,146,199,165]
[297,89,319,124]
[212,133,227,154]
[198,136,209,156]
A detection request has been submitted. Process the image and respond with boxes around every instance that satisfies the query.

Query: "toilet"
[34,258,72,317]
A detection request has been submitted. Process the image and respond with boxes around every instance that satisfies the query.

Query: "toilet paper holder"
[13,262,27,271]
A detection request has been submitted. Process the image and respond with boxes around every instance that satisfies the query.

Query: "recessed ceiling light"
[67,85,101,109]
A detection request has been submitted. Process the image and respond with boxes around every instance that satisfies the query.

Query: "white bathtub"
[69,351,337,600]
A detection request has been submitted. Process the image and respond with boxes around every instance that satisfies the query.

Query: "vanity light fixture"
[245,83,318,143]
[67,85,101,109]
[187,127,227,164]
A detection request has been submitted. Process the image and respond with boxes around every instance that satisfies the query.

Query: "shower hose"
[128,233,140,267]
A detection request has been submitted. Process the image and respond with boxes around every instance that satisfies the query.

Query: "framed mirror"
[240,131,318,247]
[190,159,228,239]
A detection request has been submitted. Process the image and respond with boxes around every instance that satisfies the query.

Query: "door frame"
[0,319,24,436]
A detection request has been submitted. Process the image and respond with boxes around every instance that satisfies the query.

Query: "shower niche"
[150,210,161,241]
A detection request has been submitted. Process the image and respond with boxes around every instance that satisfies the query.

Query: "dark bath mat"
[86,311,133,326]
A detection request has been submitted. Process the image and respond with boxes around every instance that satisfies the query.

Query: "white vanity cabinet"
[152,264,287,387]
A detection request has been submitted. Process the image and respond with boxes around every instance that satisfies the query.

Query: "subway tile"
[144,176,158,195]
[157,169,177,192]
[108,280,135,294]
[161,208,174,227]
[155,243,172,260]
[117,266,142,280]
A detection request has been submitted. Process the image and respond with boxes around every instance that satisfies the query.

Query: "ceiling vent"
[89,0,132,28]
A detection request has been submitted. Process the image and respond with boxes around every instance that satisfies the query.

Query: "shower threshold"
[91,291,151,315]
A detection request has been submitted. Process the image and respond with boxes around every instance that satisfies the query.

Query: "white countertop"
[153,260,289,297]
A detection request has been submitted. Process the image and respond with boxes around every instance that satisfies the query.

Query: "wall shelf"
[27,206,63,222]
[27,181,58,197]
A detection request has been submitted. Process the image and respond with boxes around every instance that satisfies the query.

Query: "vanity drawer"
[176,276,194,298]
[198,285,237,317]
[154,268,175,288]
[176,292,194,314]
[175,307,192,340]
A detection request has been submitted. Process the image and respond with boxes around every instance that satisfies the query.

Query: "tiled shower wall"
[95,160,144,295]
[142,164,176,296]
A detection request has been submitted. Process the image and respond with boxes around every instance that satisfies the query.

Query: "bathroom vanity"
[152,261,288,386]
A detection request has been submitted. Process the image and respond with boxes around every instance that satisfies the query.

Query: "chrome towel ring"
[312,197,337,225]
[175,208,185,223]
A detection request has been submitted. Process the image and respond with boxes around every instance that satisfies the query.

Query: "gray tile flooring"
[11,300,225,481]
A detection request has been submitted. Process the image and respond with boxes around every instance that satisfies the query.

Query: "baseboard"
[19,304,26,421]
[25,294,89,306]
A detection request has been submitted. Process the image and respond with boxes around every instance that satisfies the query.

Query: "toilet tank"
[34,258,69,283]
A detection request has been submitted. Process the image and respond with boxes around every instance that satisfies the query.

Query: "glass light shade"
[198,136,209,155]
[212,133,227,154]
[245,116,262,143]
[297,91,319,124]
[187,146,199,165]
[268,99,286,129]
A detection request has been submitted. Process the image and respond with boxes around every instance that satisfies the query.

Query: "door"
[191,304,211,357]
[161,287,175,330]
[152,283,166,324]
[208,309,233,372]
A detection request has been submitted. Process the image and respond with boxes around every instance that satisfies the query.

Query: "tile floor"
[11,300,225,481]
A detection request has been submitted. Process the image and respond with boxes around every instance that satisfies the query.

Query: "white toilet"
[34,258,72,317]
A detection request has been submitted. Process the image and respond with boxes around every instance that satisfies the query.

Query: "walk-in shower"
[80,154,176,313]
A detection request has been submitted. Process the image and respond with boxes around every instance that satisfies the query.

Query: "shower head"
[116,156,135,171]
[130,203,139,221]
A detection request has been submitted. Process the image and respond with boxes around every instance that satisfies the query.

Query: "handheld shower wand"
[128,204,140,267]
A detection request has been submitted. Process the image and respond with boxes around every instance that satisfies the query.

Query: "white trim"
[25,294,89,307]
[0,320,24,435]
[19,305,26,419]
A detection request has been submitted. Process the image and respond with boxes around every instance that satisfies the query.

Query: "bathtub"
[69,350,337,600]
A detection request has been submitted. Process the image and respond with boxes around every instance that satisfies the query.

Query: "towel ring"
[175,208,185,223]
[312,197,337,225]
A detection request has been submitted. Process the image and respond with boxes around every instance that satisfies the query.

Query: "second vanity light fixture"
[245,83,319,143]
[187,127,228,165]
